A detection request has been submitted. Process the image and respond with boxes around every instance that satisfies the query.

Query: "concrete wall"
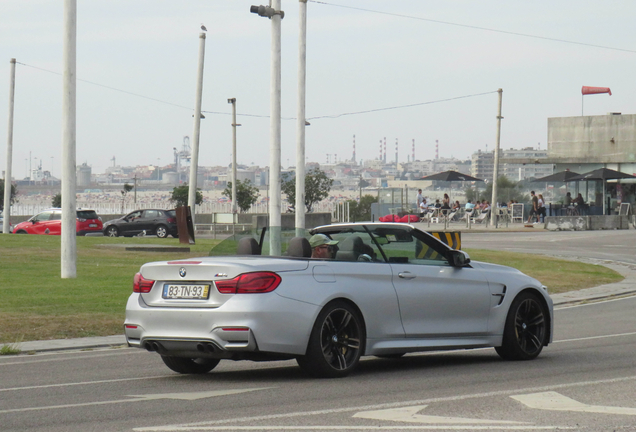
[548,114,636,163]
[251,213,332,230]
[545,215,631,231]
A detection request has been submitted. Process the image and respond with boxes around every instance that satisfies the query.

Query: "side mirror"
[447,250,470,267]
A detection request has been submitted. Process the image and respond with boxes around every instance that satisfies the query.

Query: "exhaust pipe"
[205,343,217,353]
[144,342,156,352]
[196,343,206,353]
[151,342,162,353]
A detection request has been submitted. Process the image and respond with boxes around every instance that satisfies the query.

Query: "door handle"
[398,271,416,279]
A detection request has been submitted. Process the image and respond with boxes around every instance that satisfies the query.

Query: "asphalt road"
[1,230,635,431]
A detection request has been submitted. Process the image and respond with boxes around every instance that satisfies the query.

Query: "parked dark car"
[103,209,177,238]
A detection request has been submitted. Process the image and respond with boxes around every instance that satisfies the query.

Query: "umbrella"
[420,171,484,206]
[532,171,580,183]
[568,168,636,181]
[420,170,484,182]
[569,168,636,215]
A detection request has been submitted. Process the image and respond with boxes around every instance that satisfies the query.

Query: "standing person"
[527,191,539,223]
[441,193,450,209]
[416,189,424,209]
[537,193,546,222]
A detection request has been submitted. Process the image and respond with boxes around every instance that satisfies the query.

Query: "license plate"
[89,224,98,227]
[162,284,210,299]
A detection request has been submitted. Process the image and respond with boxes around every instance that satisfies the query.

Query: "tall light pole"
[61,0,78,278]
[250,2,284,255]
[3,58,16,234]
[188,32,206,224]
[490,88,503,226]
[228,98,240,214]
[295,0,308,237]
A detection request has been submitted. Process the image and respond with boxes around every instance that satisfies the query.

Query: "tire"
[16,230,27,234]
[105,226,119,237]
[155,224,168,238]
[160,356,220,374]
[496,292,548,361]
[297,301,365,378]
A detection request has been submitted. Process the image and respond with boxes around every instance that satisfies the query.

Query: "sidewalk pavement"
[12,258,636,354]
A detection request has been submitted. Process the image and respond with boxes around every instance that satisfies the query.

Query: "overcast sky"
[1,0,635,178]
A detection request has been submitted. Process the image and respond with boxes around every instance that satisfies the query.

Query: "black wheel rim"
[319,308,361,371]
[514,299,546,356]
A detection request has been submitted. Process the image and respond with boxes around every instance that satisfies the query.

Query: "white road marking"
[132,426,571,430]
[0,349,141,366]
[134,375,636,431]
[0,375,177,392]
[512,391,636,415]
[0,388,270,414]
[554,331,636,343]
[353,405,525,424]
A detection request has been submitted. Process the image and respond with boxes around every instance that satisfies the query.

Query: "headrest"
[287,237,312,258]
[237,237,260,255]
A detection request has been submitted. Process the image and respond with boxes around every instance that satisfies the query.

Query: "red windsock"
[582,86,612,96]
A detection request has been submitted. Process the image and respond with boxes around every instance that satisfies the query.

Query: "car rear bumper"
[124,292,319,357]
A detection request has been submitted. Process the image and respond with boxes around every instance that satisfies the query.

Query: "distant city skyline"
[2,1,635,180]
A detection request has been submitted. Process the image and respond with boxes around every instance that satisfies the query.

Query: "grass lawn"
[0,234,623,344]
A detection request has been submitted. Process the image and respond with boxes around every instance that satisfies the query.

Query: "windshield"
[208,224,453,265]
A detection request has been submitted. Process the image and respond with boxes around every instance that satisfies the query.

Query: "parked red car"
[12,208,103,236]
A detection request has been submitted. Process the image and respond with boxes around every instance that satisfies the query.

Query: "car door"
[370,226,491,338]
[28,211,55,235]
[121,210,144,236]
[142,210,161,233]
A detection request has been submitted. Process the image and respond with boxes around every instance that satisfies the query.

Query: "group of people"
[415,189,492,219]
[526,190,547,224]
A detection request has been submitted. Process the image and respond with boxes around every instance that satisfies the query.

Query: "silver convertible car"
[124,223,553,378]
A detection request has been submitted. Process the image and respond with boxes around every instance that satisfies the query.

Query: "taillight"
[216,271,281,294]
[167,217,176,223]
[133,272,155,293]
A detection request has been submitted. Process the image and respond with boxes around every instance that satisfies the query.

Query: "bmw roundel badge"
[179,267,187,278]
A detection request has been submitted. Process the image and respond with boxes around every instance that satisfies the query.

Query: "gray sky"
[1,0,635,178]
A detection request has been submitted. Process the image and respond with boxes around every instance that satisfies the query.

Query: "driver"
[309,234,338,259]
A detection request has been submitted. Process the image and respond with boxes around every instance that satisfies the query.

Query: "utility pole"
[133,174,137,204]
[61,0,77,278]
[188,31,206,224]
[295,0,308,237]
[228,98,240,214]
[3,58,16,234]
[490,88,503,226]
[250,2,284,255]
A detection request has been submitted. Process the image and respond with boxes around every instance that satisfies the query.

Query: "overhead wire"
[16,2,632,123]
[308,0,636,54]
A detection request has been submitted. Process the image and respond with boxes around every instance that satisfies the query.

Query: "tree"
[169,184,203,208]
[0,179,17,211]
[282,168,333,212]
[477,176,528,205]
[120,183,133,212]
[222,179,259,213]
[52,193,62,208]
[347,194,378,222]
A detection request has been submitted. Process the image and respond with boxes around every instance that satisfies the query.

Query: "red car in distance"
[12,208,103,236]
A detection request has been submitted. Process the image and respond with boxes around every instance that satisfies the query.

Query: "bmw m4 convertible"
[124,223,553,378]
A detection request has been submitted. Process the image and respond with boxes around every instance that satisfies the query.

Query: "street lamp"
[250,1,284,255]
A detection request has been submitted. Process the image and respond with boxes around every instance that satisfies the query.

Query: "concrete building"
[472,148,552,182]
